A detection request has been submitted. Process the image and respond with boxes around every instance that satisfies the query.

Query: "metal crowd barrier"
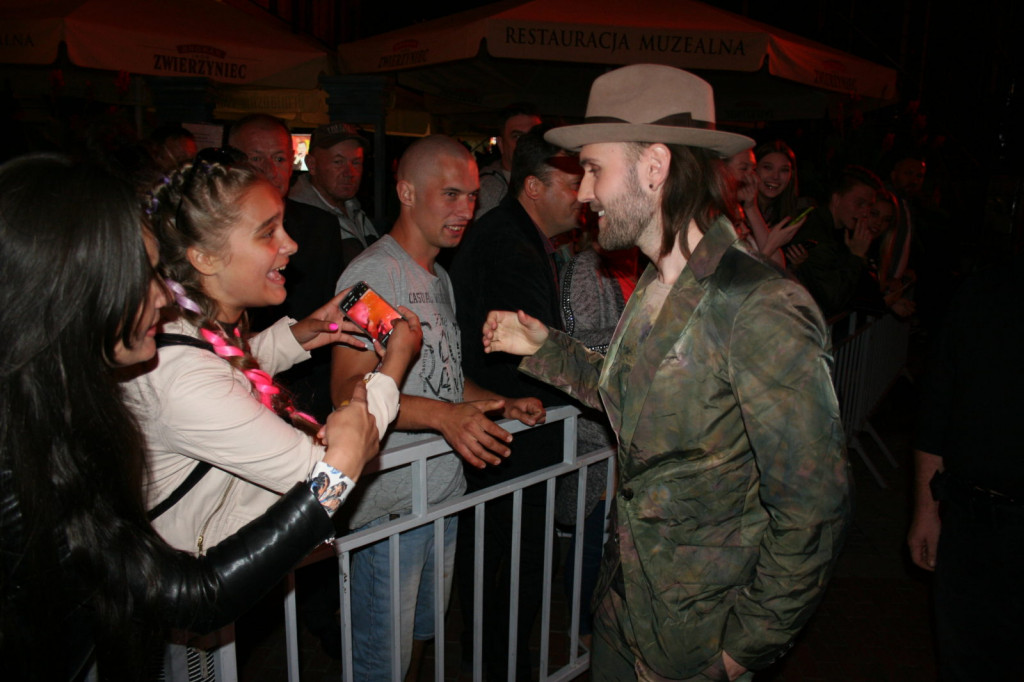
[831,312,912,488]
[164,404,616,682]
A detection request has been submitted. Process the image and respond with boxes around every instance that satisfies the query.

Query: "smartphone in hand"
[788,206,815,223]
[338,282,404,347]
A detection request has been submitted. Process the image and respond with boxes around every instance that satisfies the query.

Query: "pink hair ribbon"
[200,327,318,424]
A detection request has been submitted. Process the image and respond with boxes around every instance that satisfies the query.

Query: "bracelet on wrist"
[309,460,354,517]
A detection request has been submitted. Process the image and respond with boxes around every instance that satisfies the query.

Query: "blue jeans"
[350,515,458,681]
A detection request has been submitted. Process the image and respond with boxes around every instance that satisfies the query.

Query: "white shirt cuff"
[363,372,400,440]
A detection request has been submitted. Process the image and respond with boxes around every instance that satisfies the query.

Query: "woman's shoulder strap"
[155,333,214,353]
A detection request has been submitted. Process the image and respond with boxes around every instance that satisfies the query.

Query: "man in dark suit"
[229,114,345,423]
[449,126,583,680]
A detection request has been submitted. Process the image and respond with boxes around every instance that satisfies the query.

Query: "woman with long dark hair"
[726,144,807,267]
[0,154,386,679]
[754,140,800,224]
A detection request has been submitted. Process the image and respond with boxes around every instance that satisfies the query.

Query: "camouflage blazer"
[520,218,851,677]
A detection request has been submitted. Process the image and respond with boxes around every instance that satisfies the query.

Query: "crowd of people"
[0,61,995,682]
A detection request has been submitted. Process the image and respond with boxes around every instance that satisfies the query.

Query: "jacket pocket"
[647,544,759,609]
[625,544,755,679]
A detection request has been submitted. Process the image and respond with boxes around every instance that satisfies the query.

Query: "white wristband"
[309,461,354,517]
[363,372,400,439]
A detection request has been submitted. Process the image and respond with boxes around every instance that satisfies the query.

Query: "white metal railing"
[165,404,616,682]
[831,311,911,488]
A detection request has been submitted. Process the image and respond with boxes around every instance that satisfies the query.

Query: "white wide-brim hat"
[545,64,754,157]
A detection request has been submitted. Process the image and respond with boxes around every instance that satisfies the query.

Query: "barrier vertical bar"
[473,502,485,682]
[433,516,445,682]
[539,476,556,678]
[282,571,300,681]
[507,488,523,682]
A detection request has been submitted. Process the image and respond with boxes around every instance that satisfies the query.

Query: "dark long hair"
[658,143,736,259]
[0,154,167,675]
[754,140,799,223]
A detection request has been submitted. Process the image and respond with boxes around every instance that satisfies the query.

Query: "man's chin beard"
[597,207,656,252]
[597,225,637,251]
[596,165,658,251]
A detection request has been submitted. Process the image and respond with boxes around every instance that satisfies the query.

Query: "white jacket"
[126,316,321,554]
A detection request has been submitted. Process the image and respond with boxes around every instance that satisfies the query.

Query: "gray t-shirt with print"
[335,235,466,527]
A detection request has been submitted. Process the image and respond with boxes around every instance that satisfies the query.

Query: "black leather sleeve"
[137,482,334,633]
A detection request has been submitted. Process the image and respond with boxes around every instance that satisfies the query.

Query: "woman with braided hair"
[124,156,422,556]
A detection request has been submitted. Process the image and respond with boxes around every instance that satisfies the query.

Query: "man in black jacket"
[908,252,1024,680]
[789,166,881,318]
[449,126,583,680]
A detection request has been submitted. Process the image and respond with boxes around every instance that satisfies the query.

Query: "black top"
[916,253,1024,496]
[1,479,333,680]
[791,207,867,318]
[449,195,567,491]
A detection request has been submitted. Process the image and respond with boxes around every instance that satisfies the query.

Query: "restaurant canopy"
[337,0,898,127]
[0,0,329,87]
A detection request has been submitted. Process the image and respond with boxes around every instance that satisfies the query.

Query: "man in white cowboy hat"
[482,64,851,681]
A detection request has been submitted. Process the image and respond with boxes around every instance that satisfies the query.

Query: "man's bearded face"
[579,143,657,251]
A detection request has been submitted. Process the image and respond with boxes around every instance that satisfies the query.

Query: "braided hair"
[146,161,318,434]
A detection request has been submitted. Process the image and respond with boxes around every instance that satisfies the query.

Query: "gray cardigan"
[554,248,628,524]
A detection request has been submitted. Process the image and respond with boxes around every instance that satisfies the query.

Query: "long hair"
[874,188,904,286]
[147,163,318,433]
[0,154,169,674]
[754,140,799,223]
[657,143,736,259]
